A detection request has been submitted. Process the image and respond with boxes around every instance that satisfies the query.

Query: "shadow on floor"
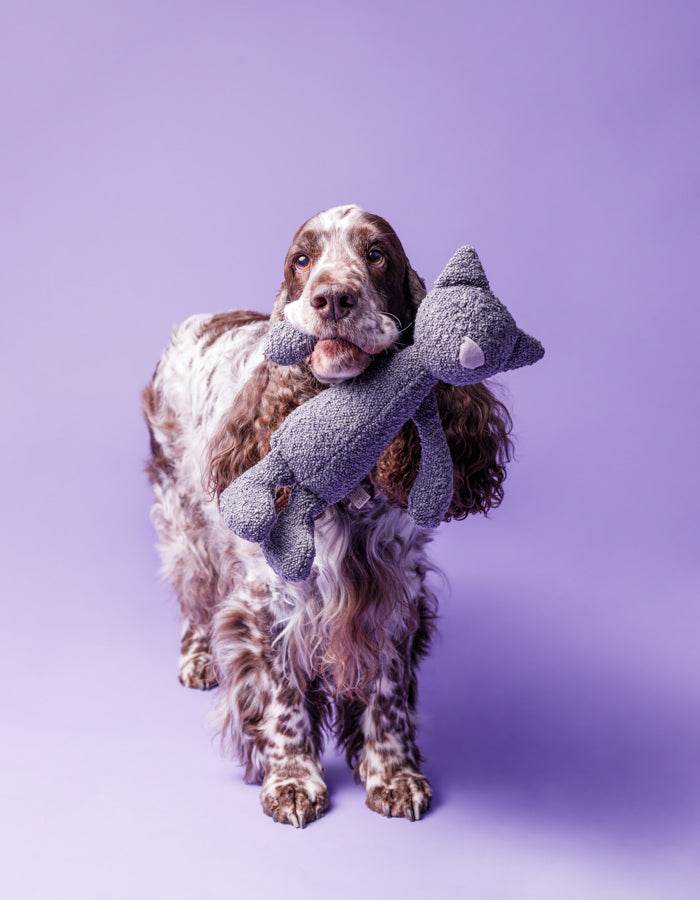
[418,579,700,843]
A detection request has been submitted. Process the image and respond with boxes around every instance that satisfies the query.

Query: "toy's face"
[414,285,519,385]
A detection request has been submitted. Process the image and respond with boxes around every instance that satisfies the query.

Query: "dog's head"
[273,204,426,383]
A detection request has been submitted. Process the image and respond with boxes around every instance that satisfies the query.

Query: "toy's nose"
[310,288,358,321]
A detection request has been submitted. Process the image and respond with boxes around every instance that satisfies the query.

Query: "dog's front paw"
[261,771,328,828]
[365,770,432,821]
[178,651,218,690]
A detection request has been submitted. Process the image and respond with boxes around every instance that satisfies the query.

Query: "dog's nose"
[310,289,358,321]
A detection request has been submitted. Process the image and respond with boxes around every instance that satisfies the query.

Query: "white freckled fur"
[149,313,432,693]
[145,205,439,822]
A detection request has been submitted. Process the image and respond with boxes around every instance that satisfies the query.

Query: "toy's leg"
[408,392,454,528]
[219,450,294,543]
[262,486,326,582]
[264,318,318,365]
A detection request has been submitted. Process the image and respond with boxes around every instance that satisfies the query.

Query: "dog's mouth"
[308,338,372,384]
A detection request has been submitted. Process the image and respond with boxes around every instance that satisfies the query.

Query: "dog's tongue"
[315,337,356,354]
[314,338,370,364]
[310,338,372,381]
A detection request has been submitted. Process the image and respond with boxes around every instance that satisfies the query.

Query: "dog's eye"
[294,254,310,268]
[367,247,384,265]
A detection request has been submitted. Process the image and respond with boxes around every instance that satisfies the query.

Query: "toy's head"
[414,247,544,386]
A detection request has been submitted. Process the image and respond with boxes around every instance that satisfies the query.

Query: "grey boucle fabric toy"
[219,247,544,581]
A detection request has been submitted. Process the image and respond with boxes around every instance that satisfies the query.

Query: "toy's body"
[220,247,544,581]
[259,348,448,510]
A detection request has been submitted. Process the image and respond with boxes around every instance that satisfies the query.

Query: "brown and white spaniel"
[143,204,512,827]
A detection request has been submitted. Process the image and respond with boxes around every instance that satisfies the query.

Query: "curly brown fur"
[371,380,513,519]
[208,358,323,496]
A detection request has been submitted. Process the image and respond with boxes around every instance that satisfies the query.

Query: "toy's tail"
[503,330,545,372]
[433,246,490,290]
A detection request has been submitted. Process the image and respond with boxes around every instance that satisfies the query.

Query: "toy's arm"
[264,318,317,365]
[262,486,327,582]
[407,392,454,528]
[219,449,295,542]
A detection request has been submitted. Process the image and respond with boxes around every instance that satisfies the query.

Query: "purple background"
[3,1,699,897]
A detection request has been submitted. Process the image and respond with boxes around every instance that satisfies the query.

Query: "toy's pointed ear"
[434,246,490,290]
[503,330,545,372]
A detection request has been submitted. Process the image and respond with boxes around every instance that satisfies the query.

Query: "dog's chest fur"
[148,314,433,686]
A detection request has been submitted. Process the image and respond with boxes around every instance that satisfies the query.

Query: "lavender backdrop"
[2,2,699,897]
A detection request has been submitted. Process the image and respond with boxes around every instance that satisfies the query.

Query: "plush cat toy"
[219,247,544,581]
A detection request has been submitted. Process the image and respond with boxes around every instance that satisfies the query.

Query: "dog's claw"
[366,771,432,821]
[261,778,328,828]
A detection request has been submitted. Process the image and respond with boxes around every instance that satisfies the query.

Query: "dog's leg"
[336,594,435,821]
[145,410,219,690]
[212,591,329,827]
[355,674,432,821]
[151,474,218,689]
[178,617,218,690]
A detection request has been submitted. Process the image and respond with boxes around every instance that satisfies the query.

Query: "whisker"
[382,312,403,329]
[383,315,413,337]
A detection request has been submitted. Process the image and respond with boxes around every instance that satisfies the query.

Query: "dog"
[143,204,512,826]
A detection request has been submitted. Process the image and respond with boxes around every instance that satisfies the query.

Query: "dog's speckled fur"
[143,206,515,827]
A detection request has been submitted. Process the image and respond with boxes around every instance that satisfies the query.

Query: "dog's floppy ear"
[271,281,289,321]
[395,259,427,348]
[404,259,427,311]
